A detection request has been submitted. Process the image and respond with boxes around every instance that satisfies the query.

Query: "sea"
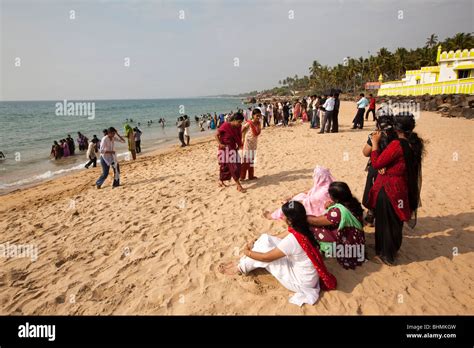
[0,97,245,194]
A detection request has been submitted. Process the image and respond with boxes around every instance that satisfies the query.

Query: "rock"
[452,94,466,107]
[461,107,474,119]
[427,99,438,111]
[449,106,463,117]
[435,95,445,106]
[466,95,474,108]
[422,94,432,101]
[437,103,451,111]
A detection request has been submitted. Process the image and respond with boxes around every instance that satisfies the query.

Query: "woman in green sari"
[124,124,136,160]
[307,182,366,269]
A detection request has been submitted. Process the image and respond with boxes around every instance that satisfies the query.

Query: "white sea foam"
[0,163,87,190]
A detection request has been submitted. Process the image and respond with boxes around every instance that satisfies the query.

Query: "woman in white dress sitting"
[220,201,337,306]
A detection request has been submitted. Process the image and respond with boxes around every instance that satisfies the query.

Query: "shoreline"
[0,129,217,196]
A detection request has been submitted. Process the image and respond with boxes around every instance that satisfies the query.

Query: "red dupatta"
[218,121,243,149]
[288,227,337,291]
[247,120,261,137]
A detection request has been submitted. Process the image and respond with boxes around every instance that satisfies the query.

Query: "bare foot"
[237,185,246,193]
[218,261,241,275]
[218,180,227,188]
[248,176,258,180]
[262,210,272,220]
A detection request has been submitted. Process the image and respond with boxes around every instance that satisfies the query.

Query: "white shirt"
[266,105,273,116]
[323,97,335,111]
[86,142,96,159]
[100,135,115,166]
[277,234,319,284]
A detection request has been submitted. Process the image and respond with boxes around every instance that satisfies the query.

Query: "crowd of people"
[49,125,142,171]
[50,132,93,160]
[217,102,425,306]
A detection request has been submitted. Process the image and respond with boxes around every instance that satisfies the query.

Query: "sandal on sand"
[373,255,394,266]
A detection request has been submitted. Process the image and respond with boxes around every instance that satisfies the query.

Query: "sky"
[1,0,473,101]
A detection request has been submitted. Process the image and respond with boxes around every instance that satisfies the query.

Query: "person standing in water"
[50,141,61,160]
[134,127,142,154]
[183,115,191,146]
[177,117,186,147]
[66,135,75,155]
[96,127,125,189]
[61,139,70,157]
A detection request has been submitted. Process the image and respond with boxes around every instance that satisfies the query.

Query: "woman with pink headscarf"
[264,166,335,220]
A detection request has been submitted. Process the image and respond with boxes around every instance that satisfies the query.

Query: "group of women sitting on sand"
[219,111,424,307]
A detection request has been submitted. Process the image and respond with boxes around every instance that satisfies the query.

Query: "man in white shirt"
[96,127,125,189]
[352,93,369,129]
[319,93,335,134]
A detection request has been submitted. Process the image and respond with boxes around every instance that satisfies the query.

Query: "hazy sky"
[1,0,473,100]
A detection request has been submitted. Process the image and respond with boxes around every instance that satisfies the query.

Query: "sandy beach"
[0,100,473,315]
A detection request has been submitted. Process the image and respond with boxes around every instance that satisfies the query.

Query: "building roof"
[439,48,474,61]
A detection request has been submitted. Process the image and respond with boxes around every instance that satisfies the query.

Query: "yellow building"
[378,46,474,96]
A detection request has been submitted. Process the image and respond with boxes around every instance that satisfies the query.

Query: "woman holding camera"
[361,111,397,225]
[367,113,424,265]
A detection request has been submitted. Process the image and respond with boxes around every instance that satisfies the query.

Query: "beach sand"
[0,101,473,315]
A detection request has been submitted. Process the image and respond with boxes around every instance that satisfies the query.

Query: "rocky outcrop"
[343,93,474,119]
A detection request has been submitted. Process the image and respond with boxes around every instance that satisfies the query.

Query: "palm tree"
[310,60,322,77]
[425,34,438,48]
[445,32,474,50]
[264,32,471,98]
[393,47,408,79]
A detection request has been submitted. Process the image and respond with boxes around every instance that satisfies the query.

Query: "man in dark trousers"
[331,93,340,133]
[365,94,377,121]
[282,101,290,126]
[352,93,369,129]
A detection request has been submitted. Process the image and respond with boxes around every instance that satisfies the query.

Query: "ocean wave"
[0,162,87,189]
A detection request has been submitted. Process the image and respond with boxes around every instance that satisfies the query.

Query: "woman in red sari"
[216,112,246,192]
[367,113,424,265]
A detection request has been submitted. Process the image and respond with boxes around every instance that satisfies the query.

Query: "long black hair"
[328,181,364,219]
[394,113,425,224]
[281,201,319,248]
[376,112,397,151]
[230,112,244,122]
[394,113,425,164]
